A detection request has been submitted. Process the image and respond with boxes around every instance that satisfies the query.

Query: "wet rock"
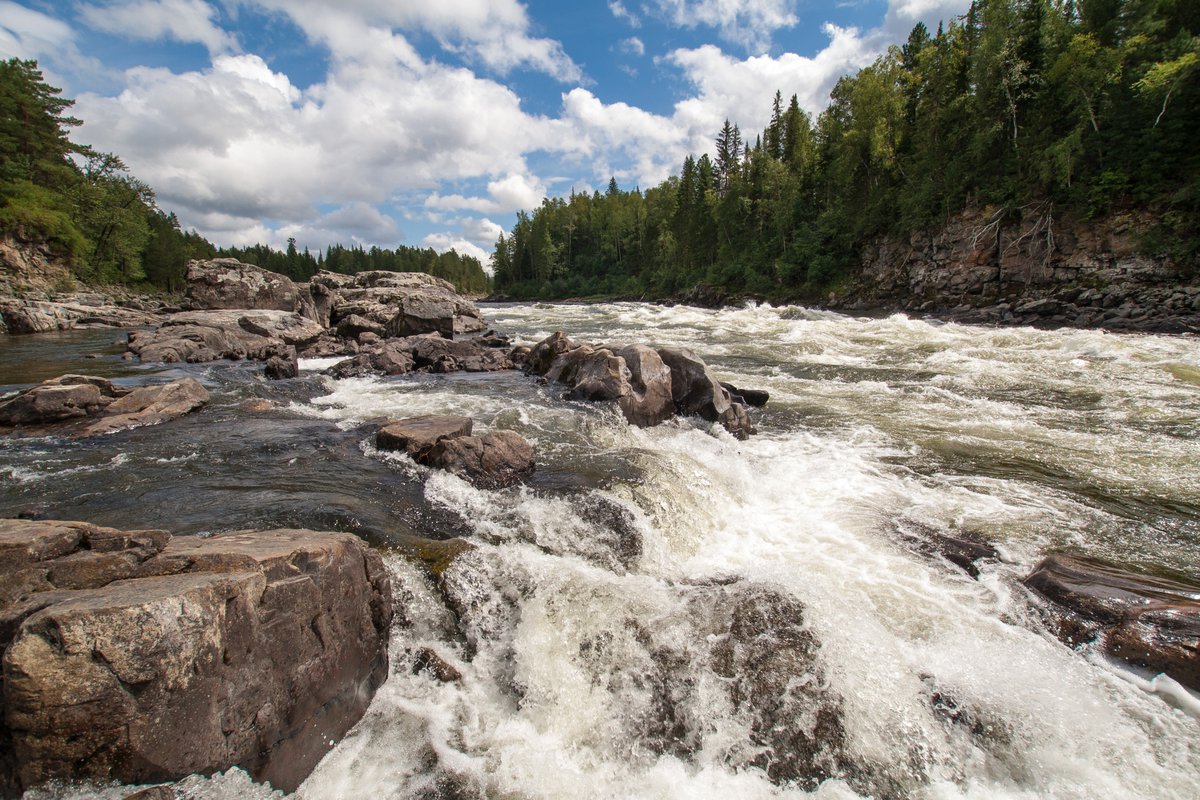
[892,520,999,579]
[412,646,463,683]
[1024,554,1200,691]
[475,329,510,348]
[0,519,393,795]
[393,534,476,579]
[264,350,299,380]
[377,415,474,458]
[524,333,755,438]
[128,310,318,364]
[184,258,302,312]
[0,375,208,437]
[657,347,755,439]
[119,786,175,800]
[426,430,536,488]
[0,378,115,425]
[335,313,385,340]
[720,382,770,408]
[298,334,359,359]
[326,336,511,378]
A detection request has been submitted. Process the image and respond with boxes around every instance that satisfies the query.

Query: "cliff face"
[0,235,73,297]
[834,207,1200,333]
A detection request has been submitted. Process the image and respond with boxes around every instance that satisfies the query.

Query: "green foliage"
[495,0,1199,301]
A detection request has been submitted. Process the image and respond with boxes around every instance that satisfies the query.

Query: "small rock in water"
[412,646,463,683]
[377,415,474,458]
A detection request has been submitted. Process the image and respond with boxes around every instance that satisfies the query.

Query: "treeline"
[494,0,1199,300]
[0,58,489,294]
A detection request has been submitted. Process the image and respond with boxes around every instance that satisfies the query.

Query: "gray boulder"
[525,333,755,438]
[0,520,393,795]
[128,310,321,364]
[322,271,486,340]
[184,259,301,312]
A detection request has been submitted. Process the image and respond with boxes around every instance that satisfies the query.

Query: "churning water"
[3,303,1199,799]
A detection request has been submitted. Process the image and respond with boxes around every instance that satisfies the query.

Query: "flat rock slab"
[377,415,473,457]
[0,519,393,795]
[376,416,535,488]
[0,375,208,438]
[1025,554,1200,691]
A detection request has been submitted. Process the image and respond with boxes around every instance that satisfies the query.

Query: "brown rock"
[657,347,754,438]
[1025,555,1200,691]
[412,646,463,683]
[614,344,675,427]
[0,382,112,426]
[79,379,209,437]
[377,415,473,458]
[0,522,393,795]
[426,430,535,488]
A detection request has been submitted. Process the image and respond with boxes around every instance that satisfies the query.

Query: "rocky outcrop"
[0,519,393,796]
[325,334,512,378]
[0,375,208,437]
[126,310,323,364]
[525,332,757,438]
[184,259,303,313]
[837,207,1200,333]
[317,270,487,338]
[375,416,534,488]
[1024,554,1200,691]
[129,261,491,368]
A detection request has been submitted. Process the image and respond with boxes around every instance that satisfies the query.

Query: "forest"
[0,57,490,295]
[492,0,1199,300]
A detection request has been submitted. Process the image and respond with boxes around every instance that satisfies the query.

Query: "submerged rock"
[0,375,208,437]
[1024,554,1200,691]
[0,519,393,796]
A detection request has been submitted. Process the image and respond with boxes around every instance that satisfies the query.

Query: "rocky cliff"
[833,207,1200,333]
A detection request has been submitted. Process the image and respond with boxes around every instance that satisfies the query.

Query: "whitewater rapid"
[19,303,1200,799]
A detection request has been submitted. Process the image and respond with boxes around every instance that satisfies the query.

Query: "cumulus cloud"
[646,0,799,54]
[426,173,549,215]
[79,0,237,54]
[246,0,582,82]
[421,219,501,265]
[0,1,107,84]
[74,45,565,244]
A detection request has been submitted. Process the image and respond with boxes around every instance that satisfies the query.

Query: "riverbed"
[4,302,1199,799]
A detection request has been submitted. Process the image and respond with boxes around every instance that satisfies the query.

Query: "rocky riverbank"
[830,207,1200,334]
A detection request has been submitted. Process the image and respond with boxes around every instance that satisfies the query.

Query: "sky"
[1,0,970,265]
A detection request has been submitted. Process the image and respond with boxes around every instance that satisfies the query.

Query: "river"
[3,302,1199,799]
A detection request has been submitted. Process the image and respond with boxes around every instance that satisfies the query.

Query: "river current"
[3,302,1199,799]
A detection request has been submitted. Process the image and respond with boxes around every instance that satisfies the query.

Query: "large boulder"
[376,416,534,488]
[320,270,487,339]
[184,259,301,312]
[325,335,512,378]
[1024,554,1200,691]
[525,332,755,438]
[426,430,536,488]
[0,375,208,437]
[0,519,393,796]
[128,310,321,364]
[657,347,755,439]
[377,415,473,458]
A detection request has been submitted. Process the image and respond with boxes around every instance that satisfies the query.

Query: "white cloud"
[247,0,582,82]
[0,1,73,57]
[79,0,237,54]
[608,1,641,27]
[619,37,645,57]
[646,0,799,54]
[426,173,549,215]
[74,45,567,245]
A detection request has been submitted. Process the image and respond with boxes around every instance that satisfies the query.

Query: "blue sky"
[1,0,969,264]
